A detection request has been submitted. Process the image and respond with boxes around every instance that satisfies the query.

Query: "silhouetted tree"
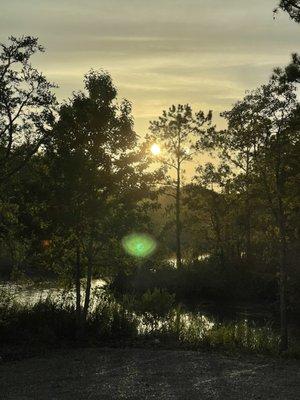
[274,0,300,85]
[220,93,264,263]
[192,163,231,267]
[0,36,56,184]
[149,105,214,269]
[46,70,157,326]
[221,71,299,351]
[283,53,300,83]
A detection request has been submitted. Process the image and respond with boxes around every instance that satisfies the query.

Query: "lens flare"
[122,233,157,258]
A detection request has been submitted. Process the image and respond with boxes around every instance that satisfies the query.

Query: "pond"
[0,280,298,346]
[0,279,106,306]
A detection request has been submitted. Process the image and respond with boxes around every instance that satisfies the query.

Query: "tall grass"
[0,288,297,357]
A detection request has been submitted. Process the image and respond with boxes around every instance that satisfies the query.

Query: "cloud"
[1,0,299,133]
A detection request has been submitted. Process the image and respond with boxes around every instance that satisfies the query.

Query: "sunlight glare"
[151,143,161,156]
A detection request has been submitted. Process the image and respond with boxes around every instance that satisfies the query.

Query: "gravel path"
[0,347,299,399]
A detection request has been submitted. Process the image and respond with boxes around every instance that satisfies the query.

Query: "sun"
[151,143,161,156]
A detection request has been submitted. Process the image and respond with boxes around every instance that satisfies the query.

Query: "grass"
[0,289,299,359]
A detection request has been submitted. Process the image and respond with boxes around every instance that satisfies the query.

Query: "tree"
[274,0,300,23]
[0,36,56,184]
[220,92,265,263]
[191,163,231,268]
[46,70,157,327]
[148,104,214,268]
[274,1,300,86]
[283,53,300,83]
[221,72,299,351]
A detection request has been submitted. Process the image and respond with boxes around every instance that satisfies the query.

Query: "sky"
[1,0,299,134]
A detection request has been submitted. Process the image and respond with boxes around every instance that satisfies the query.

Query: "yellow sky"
[1,0,299,177]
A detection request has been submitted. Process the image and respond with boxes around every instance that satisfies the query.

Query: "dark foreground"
[0,347,299,399]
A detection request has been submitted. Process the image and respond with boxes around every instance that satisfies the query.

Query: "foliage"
[0,36,56,183]
[88,292,138,340]
[274,0,300,23]
[283,53,300,83]
[178,319,279,354]
[0,291,138,344]
[111,257,278,304]
[148,104,214,268]
[42,69,159,319]
[2,292,296,357]
[123,288,175,331]
[0,36,299,353]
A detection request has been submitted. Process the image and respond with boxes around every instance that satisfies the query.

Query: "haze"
[1,0,299,133]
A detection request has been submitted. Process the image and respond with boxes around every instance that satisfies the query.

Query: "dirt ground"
[0,347,299,399]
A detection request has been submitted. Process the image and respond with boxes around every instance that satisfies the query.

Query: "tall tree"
[220,94,263,263]
[191,163,231,268]
[0,36,56,184]
[148,104,213,268]
[46,70,157,325]
[221,72,299,351]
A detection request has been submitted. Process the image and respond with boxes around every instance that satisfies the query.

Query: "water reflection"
[0,280,281,339]
[0,279,106,306]
[137,311,215,336]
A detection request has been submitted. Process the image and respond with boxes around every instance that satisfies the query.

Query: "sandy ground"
[0,347,299,399]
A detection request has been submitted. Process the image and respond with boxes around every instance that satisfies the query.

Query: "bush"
[0,289,298,357]
[0,296,77,344]
[0,291,138,345]
[121,288,175,333]
[112,258,278,304]
[88,292,138,340]
[163,312,280,354]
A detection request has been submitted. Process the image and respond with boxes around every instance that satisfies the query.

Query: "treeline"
[0,36,299,351]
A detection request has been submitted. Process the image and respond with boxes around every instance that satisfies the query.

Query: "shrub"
[122,288,175,332]
[88,292,138,340]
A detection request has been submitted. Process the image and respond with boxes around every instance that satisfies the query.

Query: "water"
[0,280,273,324]
[0,280,297,341]
[0,279,106,306]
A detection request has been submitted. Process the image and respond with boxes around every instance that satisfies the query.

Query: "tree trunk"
[275,136,288,353]
[245,195,251,262]
[83,245,93,321]
[245,150,252,263]
[75,244,81,325]
[176,161,182,269]
[210,194,225,268]
[261,169,289,352]
[278,200,288,352]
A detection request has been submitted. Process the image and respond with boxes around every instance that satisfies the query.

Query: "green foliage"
[0,291,138,344]
[113,258,278,303]
[137,289,175,330]
[89,292,138,339]
[178,319,279,353]
[0,296,77,344]
[1,290,299,357]
[0,36,299,354]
